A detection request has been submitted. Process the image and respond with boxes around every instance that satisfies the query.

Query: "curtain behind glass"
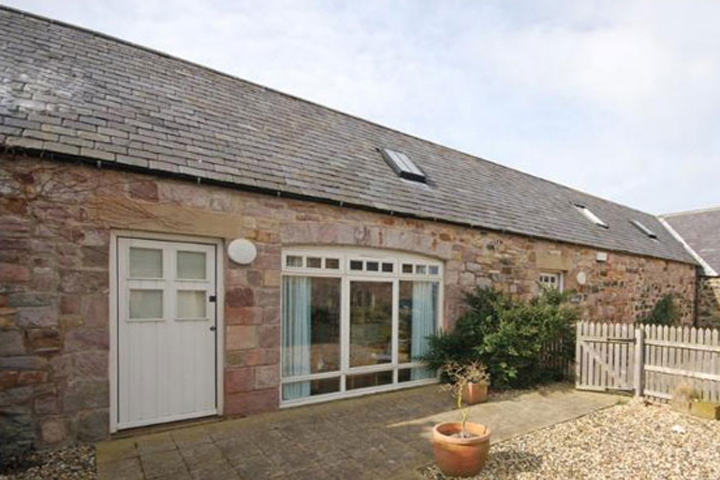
[282,277,312,399]
[411,281,437,380]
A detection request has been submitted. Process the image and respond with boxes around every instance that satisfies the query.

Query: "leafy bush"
[418,286,577,389]
[636,294,680,326]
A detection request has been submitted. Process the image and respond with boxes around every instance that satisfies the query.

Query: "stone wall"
[0,155,697,449]
[697,277,720,328]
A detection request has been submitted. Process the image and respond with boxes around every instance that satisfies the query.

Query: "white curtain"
[411,281,437,380]
[282,277,312,399]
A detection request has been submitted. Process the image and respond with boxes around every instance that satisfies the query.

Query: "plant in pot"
[459,362,490,405]
[432,361,492,478]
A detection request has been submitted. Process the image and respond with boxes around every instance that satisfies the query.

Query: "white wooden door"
[117,238,217,429]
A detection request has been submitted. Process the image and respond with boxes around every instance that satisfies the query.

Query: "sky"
[4,0,720,215]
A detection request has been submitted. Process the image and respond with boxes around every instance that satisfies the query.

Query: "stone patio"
[96,384,620,480]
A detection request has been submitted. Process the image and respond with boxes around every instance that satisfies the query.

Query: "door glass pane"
[398,367,436,382]
[129,290,163,319]
[399,281,438,364]
[282,277,341,380]
[346,371,393,391]
[129,248,163,279]
[177,291,206,319]
[177,251,206,280]
[350,281,393,367]
[307,257,322,268]
[282,377,340,401]
[286,255,303,267]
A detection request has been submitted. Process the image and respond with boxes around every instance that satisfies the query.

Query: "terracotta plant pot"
[462,381,489,405]
[432,422,491,477]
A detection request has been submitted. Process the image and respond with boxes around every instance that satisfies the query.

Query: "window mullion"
[392,279,399,384]
[340,276,350,393]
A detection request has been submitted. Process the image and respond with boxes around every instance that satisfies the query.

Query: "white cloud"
[4,0,720,213]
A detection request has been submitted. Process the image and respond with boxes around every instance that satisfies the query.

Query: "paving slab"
[97,384,621,479]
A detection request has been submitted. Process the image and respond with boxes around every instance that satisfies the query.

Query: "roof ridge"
[661,205,720,218]
[1,5,659,219]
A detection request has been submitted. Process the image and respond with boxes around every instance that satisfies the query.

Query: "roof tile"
[0,7,695,264]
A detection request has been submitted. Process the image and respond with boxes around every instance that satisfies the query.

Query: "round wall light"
[227,238,257,265]
[576,271,587,286]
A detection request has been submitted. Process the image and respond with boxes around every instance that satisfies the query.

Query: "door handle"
[209,326,216,332]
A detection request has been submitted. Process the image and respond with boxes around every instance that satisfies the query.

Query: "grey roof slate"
[0,7,695,265]
[663,208,720,274]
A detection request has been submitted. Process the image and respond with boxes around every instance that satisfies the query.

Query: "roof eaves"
[2,144,701,267]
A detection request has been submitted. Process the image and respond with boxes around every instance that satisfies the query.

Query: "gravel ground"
[421,399,720,480]
[0,444,95,480]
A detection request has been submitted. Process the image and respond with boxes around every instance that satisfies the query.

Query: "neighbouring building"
[0,7,698,450]
[662,208,720,328]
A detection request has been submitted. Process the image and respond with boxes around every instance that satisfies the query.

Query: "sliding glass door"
[280,248,442,405]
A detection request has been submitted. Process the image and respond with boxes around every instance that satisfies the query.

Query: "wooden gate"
[576,322,720,402]
[575,322,637,393]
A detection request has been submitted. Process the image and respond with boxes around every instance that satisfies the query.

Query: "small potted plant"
[460,362,490,405]
[432,362,492,477]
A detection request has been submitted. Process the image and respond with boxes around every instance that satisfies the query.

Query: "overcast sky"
[4,0,719,215]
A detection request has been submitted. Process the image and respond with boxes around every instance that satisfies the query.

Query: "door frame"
[109,230,225,433]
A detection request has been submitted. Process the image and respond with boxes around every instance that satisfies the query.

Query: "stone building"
[0,7,698,449]
[662,208,720,328]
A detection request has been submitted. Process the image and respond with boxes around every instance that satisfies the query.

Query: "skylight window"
[574,204,608,228]
[631,220,657,239]
[380,148,427,183]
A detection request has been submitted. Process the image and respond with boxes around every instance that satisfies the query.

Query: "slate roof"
[662,208,720,275]
[0,7,695,265]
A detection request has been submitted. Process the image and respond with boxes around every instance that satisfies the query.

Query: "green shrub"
[417,286,577,389]
[636,294,680,326]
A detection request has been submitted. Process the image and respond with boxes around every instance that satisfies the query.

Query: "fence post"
[634,327,645,398]
[575,322,582,386]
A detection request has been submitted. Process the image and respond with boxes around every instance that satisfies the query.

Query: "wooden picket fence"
[576,322,720,403]
[539,337,574,381]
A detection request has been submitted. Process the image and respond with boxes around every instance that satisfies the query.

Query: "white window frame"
[280,246,443,407]
[538,271,564,292]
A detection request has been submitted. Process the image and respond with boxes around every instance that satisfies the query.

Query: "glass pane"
[366,261,379,272]
[307,257,322,268]
[382,263,394,273]
[398,281,438,364]
[129,248,162,278]
[402,264,413,274]
[325,258,339,270]
[350,260,363,271]
[286,255,303,267]
[415,265,427,274]
[346,371,393,391]
[429,265,439,275]
[350,281,393,367]
[398,367,436,382]
[177,291,206,319]
[282,277,341,379]
[129,290,163,319]
[282,377,340,401]
[177,251,206,280]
